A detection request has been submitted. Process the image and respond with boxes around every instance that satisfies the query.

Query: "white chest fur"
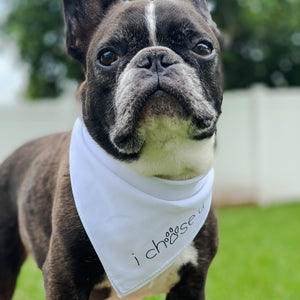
[129,116,216,180]
[95,243,198,300]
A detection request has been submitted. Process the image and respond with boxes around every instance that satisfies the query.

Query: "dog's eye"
[98,50,119,66]
[192,41,214,56]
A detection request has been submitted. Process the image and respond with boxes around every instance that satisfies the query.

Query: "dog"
[0,0,223,299]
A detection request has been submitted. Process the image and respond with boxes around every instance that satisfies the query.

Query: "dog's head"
[63,0,223,179]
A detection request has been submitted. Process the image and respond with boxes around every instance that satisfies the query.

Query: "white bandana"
[69,118,214,298]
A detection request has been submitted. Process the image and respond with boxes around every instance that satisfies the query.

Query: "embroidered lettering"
[132,253,140,266]
[198,203,205,214]
[180,222,188,234]
[145,248,157,259]
[152,239,168,253]
[167,226,179,245]
[132,202,206,267]
[188,215,196,226]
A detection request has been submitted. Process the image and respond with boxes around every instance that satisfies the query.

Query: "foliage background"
[3,0,300,99]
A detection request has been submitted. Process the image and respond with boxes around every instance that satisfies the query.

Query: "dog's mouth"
[110,89,217,155]
[138,90,189,122]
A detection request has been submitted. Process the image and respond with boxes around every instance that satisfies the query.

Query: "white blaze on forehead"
[145,1,158,46]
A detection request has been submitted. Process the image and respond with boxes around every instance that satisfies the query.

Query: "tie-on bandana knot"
[69,118,214,298]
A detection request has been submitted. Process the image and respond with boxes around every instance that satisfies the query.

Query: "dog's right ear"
[63,0,120,66]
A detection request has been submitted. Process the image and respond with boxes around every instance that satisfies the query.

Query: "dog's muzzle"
[109,47,218,154]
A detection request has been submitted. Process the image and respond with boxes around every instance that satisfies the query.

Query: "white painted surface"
[213,85,300,205]
[0,90,80,161]
[0,85,300,205]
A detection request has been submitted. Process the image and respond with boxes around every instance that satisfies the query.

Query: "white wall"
[0,93,80,161]
[213,85,300,205]
[0,86,299,205]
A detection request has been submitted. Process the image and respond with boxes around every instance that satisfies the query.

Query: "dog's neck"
[127,117,215,180]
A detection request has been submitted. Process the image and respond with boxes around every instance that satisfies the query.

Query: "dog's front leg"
[165,264,207,300]
[40,171,106,299]
[42,241,91,300]
[42,227,104,300]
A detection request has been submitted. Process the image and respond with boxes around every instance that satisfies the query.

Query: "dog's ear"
[189,0,224,50]
[189,0,212,21]
[63,0,120,66]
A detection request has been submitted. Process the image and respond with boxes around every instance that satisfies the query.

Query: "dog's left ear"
[63,0,120,67]
[189,0,212,21]
[189,0,224,50]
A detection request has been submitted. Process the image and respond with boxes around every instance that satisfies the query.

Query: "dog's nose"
[137,53,175,72]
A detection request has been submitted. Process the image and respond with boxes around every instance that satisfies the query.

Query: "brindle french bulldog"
[0,0,223,299]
